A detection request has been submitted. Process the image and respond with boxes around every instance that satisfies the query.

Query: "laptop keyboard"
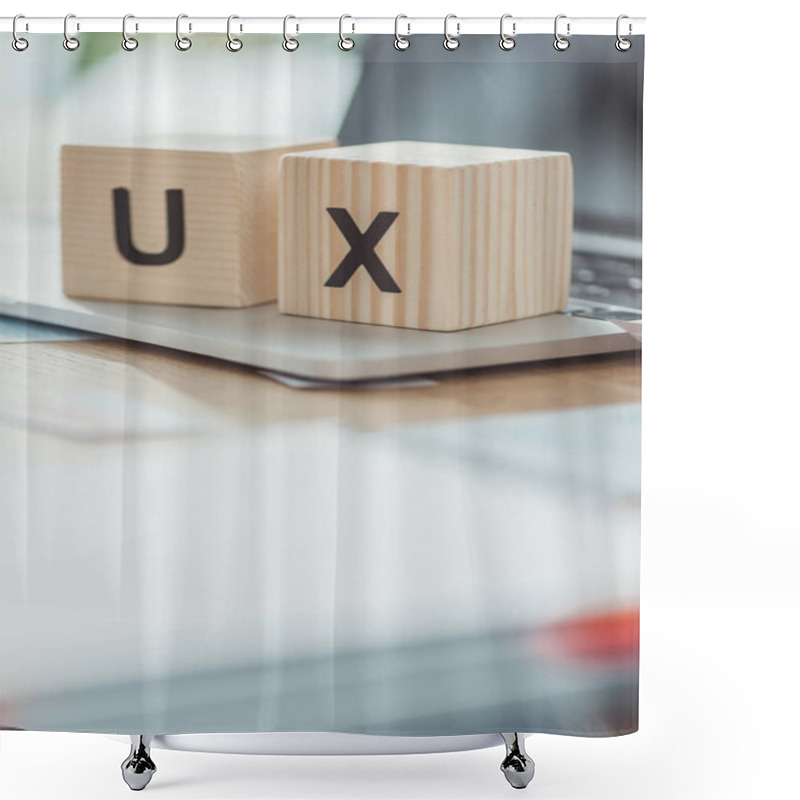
[570,252,642,310]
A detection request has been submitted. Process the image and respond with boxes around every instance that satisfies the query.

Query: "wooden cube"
[61,137,336,307]
[279,141,573,331]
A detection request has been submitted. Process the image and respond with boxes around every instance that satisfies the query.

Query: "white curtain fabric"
[0,33,642,737]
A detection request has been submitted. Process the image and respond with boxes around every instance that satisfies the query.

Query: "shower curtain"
[0,26,643,741]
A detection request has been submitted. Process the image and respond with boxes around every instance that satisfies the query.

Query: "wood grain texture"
[279,141,573,331]
[61,140,336,308]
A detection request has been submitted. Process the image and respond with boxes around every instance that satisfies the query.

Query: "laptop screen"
[337,35,643,310]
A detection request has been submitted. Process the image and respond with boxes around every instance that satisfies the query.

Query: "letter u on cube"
[60,137,336,307]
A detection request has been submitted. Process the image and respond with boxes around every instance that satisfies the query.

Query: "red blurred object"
[534,608,639,663]
[0,699,22,730]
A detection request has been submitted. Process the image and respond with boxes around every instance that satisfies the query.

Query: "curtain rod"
[0,16,645,36]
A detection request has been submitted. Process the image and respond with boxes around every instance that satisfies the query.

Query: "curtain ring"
[443,14,460,51]
[394,14,410,51]
[338,14,355,51]
[553,14,570,51]
[63,13,80,51]
[282,15,299,51]
[11,14,28,51]
[122,14,138,51]
[615,14,632,51]
[499,14,515,50]
[226,14,243,51]
[175,13,192,51]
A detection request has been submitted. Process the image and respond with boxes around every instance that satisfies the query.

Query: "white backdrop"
[1,1,798,799]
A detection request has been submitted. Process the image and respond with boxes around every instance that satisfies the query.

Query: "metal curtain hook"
[554,14,570,51]
[175,13,192,51]
[443,14,460,51]
[122,14,138,50]
[339,14,355,50]
[63,13,80,51]
[499,14,515,50]
[283,15,299,51]
[394,14,410,51]
[226,14,243,51]
[12,14,29,51]
[616,14,632,51]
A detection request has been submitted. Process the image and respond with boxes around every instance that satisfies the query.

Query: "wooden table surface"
[0,337,641,437]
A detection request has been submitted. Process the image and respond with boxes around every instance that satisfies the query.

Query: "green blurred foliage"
[71,32,314,73]
[73,33,120,73]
